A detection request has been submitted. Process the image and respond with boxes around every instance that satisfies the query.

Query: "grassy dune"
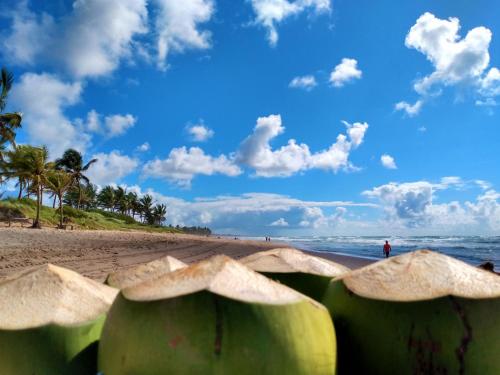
[0,198,179,233]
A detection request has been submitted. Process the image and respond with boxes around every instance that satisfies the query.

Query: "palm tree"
[97,185,116,211]
[0,68,22,146]
[0,113,22,145]
[9,146,51,228]
[140,194,153,223]
[152,204,167,226]
[114,186,127,214]
[2,145,33,199]
[55,149,97,209]
[45,170,73,228]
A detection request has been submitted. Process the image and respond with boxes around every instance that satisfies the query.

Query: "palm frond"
[0,68,14,112]
[82,158,98,171]
[0,112,22,128]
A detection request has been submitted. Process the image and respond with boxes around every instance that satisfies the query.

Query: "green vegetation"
[0,198,179,232]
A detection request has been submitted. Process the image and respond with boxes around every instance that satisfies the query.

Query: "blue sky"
[1,0,499,235]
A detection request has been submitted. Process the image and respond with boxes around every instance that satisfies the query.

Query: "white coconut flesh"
[241,248,350,277]
[123,255,324,308]
[0,264,118,330]
[337,250,500,302]
[107,256,187,289]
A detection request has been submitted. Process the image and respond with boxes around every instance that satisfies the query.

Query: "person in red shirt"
[383,240,391,258]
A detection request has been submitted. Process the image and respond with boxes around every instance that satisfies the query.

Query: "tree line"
[0,67,169,229]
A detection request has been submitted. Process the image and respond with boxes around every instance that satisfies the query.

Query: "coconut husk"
[337,249,500,301]
[106,256,187,289]
[241,248,350,276]
[0,264,118,330]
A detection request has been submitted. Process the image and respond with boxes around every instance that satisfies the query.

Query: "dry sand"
[0,227,373,282]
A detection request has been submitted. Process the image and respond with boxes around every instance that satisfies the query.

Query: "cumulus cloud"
[153,0,215,70]
[270,217,289,226]
[406,12,491,94]
[479,67,500,98]
[82,111,137,137]
[289,75,317,90]
[398,12,500,115]
[10,72,91,157]
[237,115,368,177]
[85,150,139,186]
[103,114,137,137]
[10,73,140,157]
[187,123,214,142]
[2,0,216,76]
[123,187,372,233]
[249,0,331,46]
[136,142,150,152]
[142,146,241,187]
[1,0,53,66]
[380,154,397,169]
[394,100,423,117]
[329,58,362,87]
[2,0,148,78]
[362,177,500,232]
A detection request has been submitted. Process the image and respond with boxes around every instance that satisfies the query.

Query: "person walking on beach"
[383,240,391,258]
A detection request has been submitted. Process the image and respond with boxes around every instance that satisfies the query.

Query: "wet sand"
[0,227,373,282]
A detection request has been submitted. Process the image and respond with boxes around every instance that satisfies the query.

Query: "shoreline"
[0,227,374,281]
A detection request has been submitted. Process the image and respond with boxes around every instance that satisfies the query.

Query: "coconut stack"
[322,250,500,375]
[240,248,350,300]
[105,255,187,289]
[0,264,118,375]
[99,255,336,375]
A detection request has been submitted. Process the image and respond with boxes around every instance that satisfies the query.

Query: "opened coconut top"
[0,264,118,330]
[123,255,323,307]
[337,250,500,301]
[241,248,350,277]
[106,256,187,289]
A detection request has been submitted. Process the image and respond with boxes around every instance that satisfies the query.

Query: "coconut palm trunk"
[58,194,64,228]
[33,178,41,229]
[17,179,22,200]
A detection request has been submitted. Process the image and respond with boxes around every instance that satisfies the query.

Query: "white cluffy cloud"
[397,12,500,115]
[143,147,241,187]
[362,177,500,232]
[124,186,373,233]
[270,217,289,226]
[2,0,216,77]
[289,75,317,90]
[10,72,90,156]
[153,0,215,70]
[394,100,423,117]
[3,0,148,78]
[329,58,362,87]
[380,154,397,169]
[10,72,139,156]
[86,150,139,186]
[249,0,331,46]
[136,142,150,152]
[237,115,368,177]
[187,124,215,142]
[82,110,137,138]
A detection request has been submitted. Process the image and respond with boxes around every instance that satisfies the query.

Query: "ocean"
[245,235,500,269]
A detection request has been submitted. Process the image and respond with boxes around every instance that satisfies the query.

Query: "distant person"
[383,240,391,258]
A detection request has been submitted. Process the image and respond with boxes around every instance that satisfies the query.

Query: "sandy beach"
[0,228,373,282]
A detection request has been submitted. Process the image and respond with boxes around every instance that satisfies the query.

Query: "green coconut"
[105,255,187,289]
[241,248,350,301]
[0,264,118,375]
[99,255,336,375]
[322,249,500,375]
